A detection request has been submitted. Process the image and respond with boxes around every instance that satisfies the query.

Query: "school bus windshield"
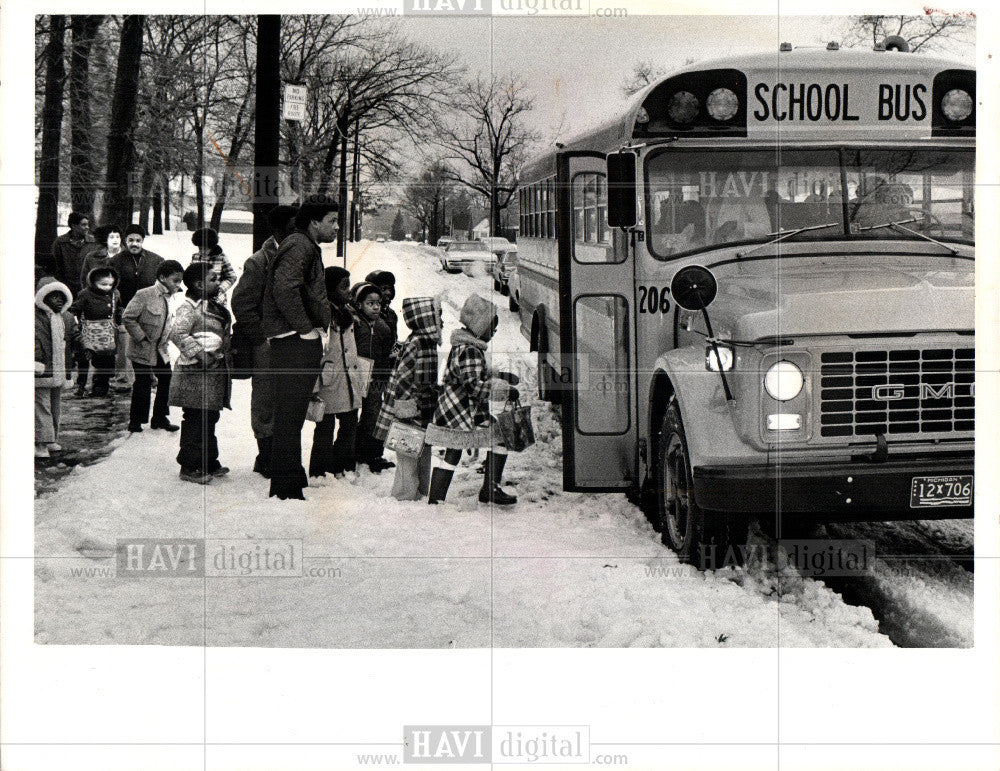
[646,148,974,259]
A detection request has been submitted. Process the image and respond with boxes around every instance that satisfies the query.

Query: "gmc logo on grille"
[872,383,975,401]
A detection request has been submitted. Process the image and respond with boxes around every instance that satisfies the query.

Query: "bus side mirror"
[607,152,637,228]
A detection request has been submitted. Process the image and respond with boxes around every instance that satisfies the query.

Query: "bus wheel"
[494,278,503,292]
[536,337,560,404]
[508,293,519,312]
[657,403,747,570]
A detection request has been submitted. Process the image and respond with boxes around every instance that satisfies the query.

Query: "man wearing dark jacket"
[263,198,337,500]
[110,224,164,390]
[231,205,297,478]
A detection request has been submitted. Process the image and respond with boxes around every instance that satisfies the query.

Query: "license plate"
[910,475,973,508]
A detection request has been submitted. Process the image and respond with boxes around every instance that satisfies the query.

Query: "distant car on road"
[439,240,495,273]
[437,236,456,250]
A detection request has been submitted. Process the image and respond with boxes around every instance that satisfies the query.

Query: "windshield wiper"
[855,217,958,256]
[736,222,839,259]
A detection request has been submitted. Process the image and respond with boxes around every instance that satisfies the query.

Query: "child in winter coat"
[351,282,396,472]
[308,267,367,478]
[374,296,442,500]
[34,279,77,458]
[190,227,238,301]
[69,266,122,396]
[168,263,233,484]
[424,293,520,505]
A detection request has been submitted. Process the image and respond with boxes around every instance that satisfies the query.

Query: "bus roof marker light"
[780,42,792,52]
[826,41,840,50]
[667,91,699,124]
[942,89,973,121]
[706,88,739,121]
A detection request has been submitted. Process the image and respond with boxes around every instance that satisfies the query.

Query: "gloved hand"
[494,370,520,386]
[507,386,520,402]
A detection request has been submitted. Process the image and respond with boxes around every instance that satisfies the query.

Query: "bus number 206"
[637,286,671,314]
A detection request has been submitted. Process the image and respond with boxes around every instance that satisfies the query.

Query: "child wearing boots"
[308,267,367,478]
[374,296,442,500]
[351,282,396,472]
[68,266,122,397]
[34,279,77,458]
[424,294,520,506]
[168,263,232,484]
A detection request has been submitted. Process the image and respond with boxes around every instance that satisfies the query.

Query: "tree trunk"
[35,15,67,271]
[162,176,171,230]
[193,124,206,229]
[254,15,280,252]
[209,168,230,232]
[152,177,163,234]
[69,15,103,218]
[102,15,144,228]
[137,163,154,232]
[337,120,349,260]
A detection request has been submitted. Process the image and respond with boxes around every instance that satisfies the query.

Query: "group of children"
[35,227,521,504]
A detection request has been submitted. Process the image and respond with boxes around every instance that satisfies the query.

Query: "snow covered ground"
[34,232,970,648]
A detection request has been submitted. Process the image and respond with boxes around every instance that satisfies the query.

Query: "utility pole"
[253,15,280,253]
[350,116,360,242]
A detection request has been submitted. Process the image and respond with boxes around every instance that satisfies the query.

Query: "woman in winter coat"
[374,296,442,500]
[168,263,233,484]
[351,282,396,472]
[34,278,77,458]
[78,224,123,290]
[424,293,520,505]
[68,265,122,396]
[308,267,367,478]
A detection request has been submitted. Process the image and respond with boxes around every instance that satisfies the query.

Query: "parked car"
[490,246,519,295]
[437,236,456,249]
[506,265,520,312]
[439,240,495,273]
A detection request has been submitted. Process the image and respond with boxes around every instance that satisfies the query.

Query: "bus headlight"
[706,88,739,121]
[667,91,699,124]
[764,360,803,401]
[941,89,973,121]
[705,344,733,371]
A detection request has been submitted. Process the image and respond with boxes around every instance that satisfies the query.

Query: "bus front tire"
[508,293,519,312]
[656,402,748,570]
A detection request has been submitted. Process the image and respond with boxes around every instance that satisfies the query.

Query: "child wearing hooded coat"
[308,267,367,478]
[424,293,520,505]
[68,266,122,396]
[374,296,442,500]
[34,278,77,458]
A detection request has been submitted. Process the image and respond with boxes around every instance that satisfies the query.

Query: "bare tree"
[438,74,538,236]
[69,15,105,217]
[621,61,663,97]
[35,15,67,268]
[102,15,144,229]
[840,14,974,54]
[403,161,450,245]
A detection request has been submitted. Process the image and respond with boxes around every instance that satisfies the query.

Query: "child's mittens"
[34,362,45,374]
[488,377,512,402]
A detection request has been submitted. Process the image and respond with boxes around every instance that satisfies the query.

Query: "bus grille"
[818,348,975,438]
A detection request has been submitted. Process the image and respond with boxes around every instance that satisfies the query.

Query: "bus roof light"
[706,88,739,121]
[666,91,699,124]
[826,41,840,50]
[942,89,973,121]
[779,42,792,52]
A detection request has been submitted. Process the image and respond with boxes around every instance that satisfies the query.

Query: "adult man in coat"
[110,224,164,390]
[262,198,337,500]
[231,204,298,478]
[52,212,95,393]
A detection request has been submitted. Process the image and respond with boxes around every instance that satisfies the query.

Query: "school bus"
[514,41,975,568]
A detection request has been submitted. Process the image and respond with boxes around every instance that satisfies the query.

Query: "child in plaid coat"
[423,294,520,506]
[374,296,442,500]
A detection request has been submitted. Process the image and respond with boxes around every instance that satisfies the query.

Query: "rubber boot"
[253,437,272,478]
[427,467,455,505]
[478,452,517,505]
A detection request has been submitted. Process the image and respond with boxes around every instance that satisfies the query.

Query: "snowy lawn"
[35,235,892,648]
